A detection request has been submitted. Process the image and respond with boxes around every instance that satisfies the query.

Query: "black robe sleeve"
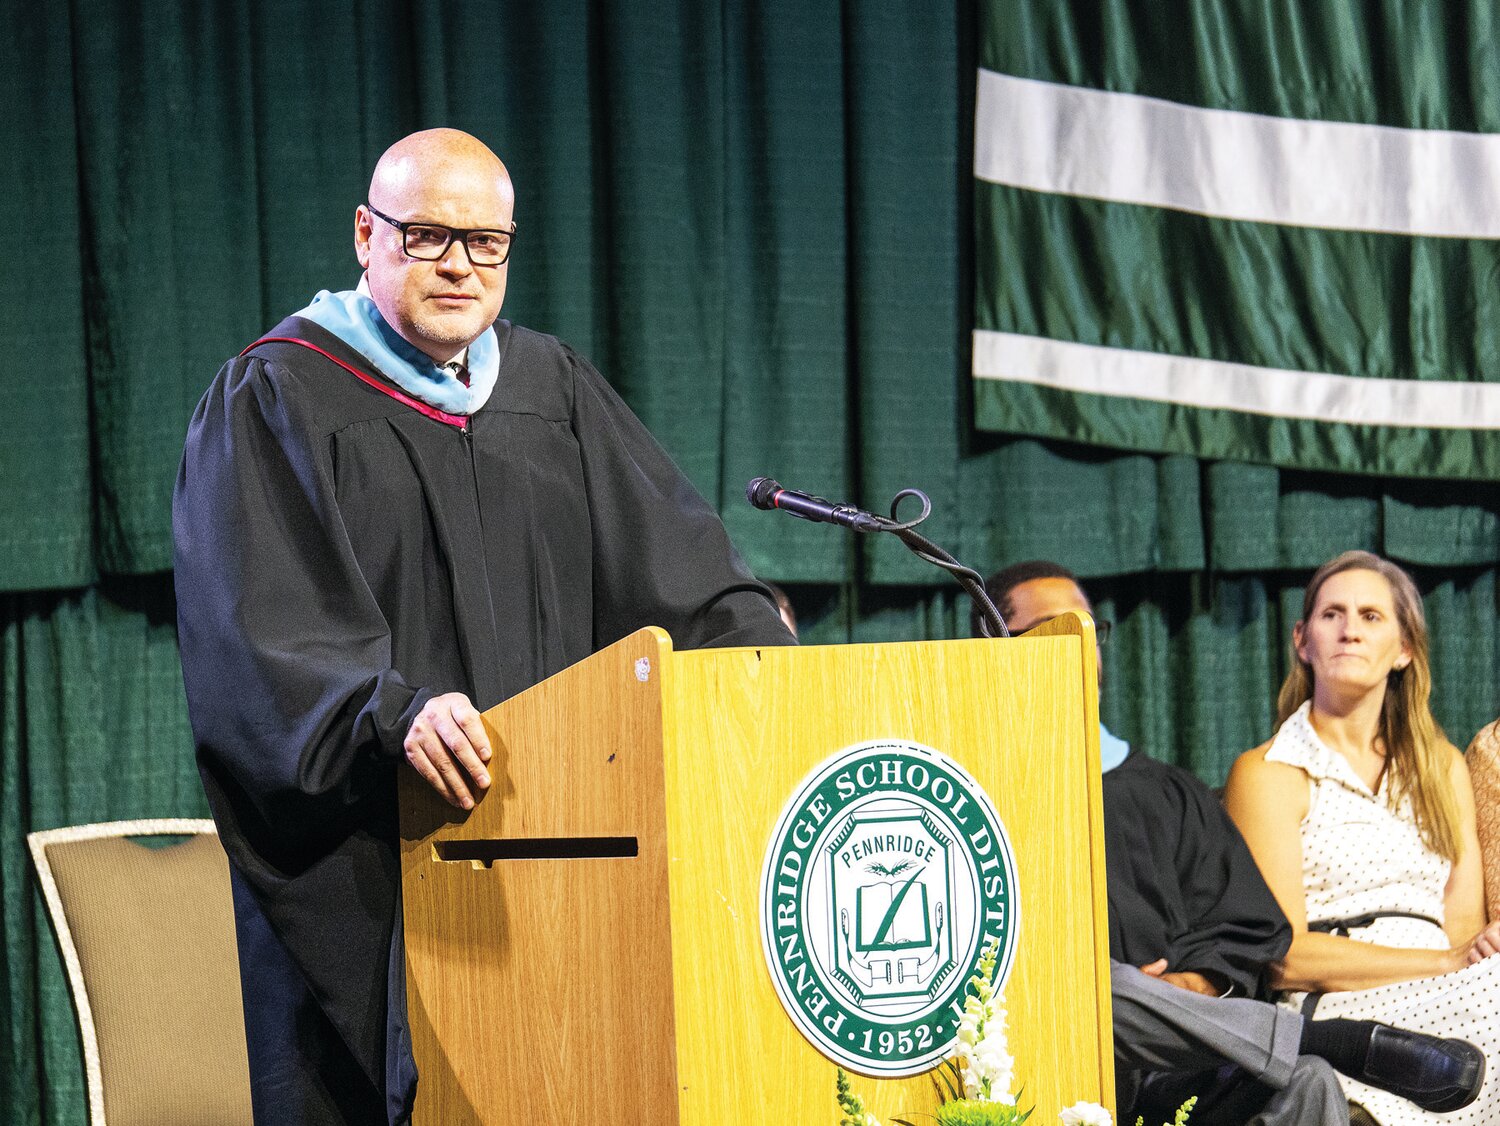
[174,355,430,848]
[176,349,436,1108]
[1103,752,1291,998]
[565,345,796,652]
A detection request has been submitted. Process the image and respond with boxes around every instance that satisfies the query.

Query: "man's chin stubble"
[414,315,488,346]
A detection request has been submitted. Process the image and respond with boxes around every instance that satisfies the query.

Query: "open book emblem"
[829,811,955,1005]
[759,740,1019,1078]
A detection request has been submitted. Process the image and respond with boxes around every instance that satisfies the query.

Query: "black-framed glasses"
[366,203,516,266]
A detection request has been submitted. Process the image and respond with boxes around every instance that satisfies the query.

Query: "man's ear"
[354,205,374,269]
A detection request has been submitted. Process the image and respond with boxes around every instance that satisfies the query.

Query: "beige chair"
[28,819,253,1126]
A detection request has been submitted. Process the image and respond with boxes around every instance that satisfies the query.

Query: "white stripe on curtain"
[972,330,1500,428]
[974,70,1500,240]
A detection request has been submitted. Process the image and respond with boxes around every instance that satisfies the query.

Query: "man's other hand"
[404,692,492,810]
[1139,958,1220,995]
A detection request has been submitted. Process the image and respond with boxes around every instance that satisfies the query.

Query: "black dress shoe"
[1355,1024,1485,1113]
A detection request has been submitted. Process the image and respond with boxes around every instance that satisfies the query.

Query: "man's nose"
[436,239,474,276]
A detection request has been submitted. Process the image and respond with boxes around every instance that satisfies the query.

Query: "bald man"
[174,130,792,1124]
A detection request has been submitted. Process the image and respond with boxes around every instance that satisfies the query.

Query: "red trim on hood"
[242,335,469,429]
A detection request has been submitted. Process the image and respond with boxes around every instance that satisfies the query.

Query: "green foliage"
[933,1099,1033,1126]
[930,1057,964,1103]
[837,1067,878,1126]
[1133,1095,1197,1126]
[968,936,1001,999]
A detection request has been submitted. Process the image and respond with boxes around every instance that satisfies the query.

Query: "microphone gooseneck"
[744,477,1010,637]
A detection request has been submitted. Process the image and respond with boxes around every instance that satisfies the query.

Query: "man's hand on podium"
[404,692,492,810]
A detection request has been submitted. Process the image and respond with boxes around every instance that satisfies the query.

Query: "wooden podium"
[399,615,1113,1123]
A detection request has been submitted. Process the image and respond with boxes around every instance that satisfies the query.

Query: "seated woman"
[1226,550,1500,1125]
[1467,719,1500,920]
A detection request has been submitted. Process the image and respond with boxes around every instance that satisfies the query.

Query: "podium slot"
[433,836,639,864]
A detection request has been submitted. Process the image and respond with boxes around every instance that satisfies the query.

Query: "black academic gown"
[173,315,793,1125]
[1103,750,1294,1118]
[1102,749,1290,998]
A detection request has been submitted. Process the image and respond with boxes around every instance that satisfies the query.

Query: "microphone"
[745,477,885,532]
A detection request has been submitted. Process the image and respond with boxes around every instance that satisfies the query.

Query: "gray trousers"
[1113,962,1348,1126]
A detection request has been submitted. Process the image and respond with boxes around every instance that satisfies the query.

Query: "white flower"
[958,995,990,1044]
[1058,1101,1113,1126]
[959,1060,983,1100]
[973,1033,1013,1082]
[979,1082,1017,1107]
[952,939,1017,1104]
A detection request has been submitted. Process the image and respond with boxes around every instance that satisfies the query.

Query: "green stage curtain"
[1,582,204,1126]
[1,2,1497,1123]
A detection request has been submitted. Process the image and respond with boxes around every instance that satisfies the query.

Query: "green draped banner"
[1,7,1497,1123]
[973,1,1500,479]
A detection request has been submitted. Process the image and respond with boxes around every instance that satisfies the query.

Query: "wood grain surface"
[401,616,1112,1123]
[401,628,680,1125]
[661,615,1111,1122]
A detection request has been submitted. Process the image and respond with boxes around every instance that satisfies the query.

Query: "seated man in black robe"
[977,562,1483,1126]
[173,129,794,1125]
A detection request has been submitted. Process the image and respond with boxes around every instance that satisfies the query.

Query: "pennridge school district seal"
[759,740,1019,1077]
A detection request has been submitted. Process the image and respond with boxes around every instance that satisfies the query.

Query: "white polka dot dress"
[1267,701,1500,1125]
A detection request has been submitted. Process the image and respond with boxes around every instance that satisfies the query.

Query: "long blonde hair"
[1277,550,1459,861]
